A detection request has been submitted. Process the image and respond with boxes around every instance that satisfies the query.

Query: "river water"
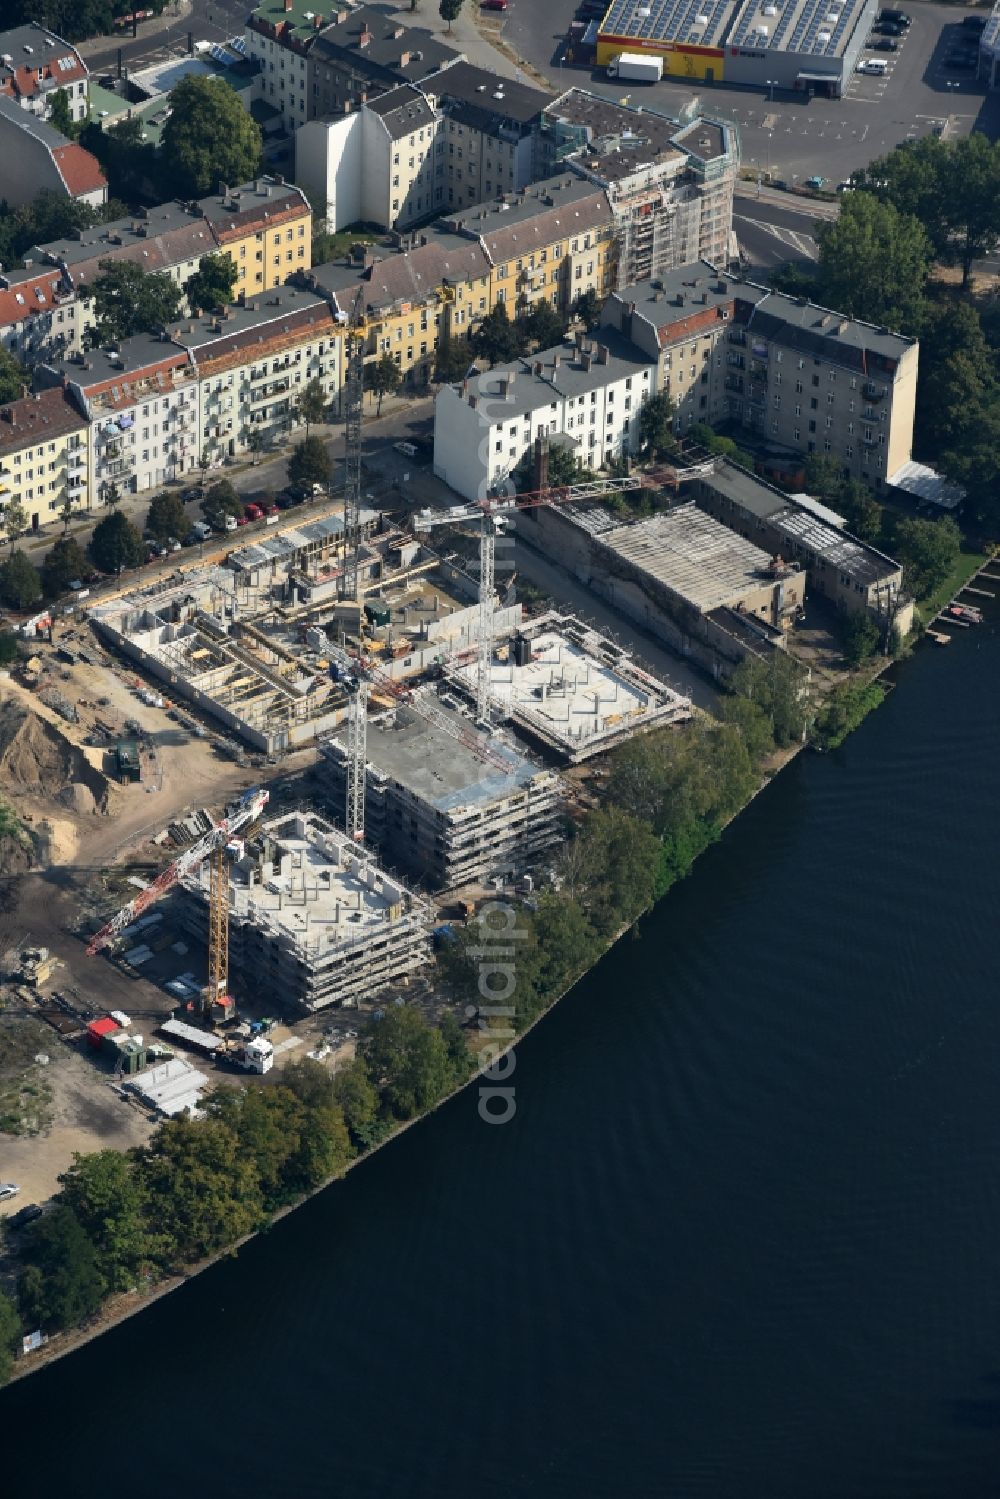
[4,604,1000,1499]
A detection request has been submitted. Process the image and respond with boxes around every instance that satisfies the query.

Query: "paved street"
[505,0,995,181]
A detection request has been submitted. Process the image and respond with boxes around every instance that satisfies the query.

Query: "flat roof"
[602,503,783,612]
[229,508,378,570]
[340,698,545,812]
[599,0,735,49]
[431,61,551,130]
[731,0,869,60]
[543,88,685,175]
[888,460,965,512]
[769,508,900,585]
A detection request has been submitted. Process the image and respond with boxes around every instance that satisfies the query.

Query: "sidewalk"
[75,0,193,62]
[383,0,538,85]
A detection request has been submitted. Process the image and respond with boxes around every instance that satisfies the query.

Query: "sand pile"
[0,701,108,811]
[60,783,96,815]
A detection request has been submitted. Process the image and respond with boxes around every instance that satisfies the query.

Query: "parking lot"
[505,0,998,183]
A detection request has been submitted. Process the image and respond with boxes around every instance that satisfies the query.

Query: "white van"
[394,441,418,458]
[858,58,887,74]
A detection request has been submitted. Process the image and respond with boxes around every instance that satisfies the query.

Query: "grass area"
[0,800,30,850]
[915,546,989,626]
[0,1018,54,1137]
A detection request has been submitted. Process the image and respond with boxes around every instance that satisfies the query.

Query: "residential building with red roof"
[0,95,106,210]
[0,22,89,124]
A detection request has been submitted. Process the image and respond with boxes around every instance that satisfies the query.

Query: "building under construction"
[181,809,433,1011]
[451,610,692,763]
[321,694,564,891]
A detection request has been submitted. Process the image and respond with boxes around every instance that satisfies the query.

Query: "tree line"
[0,1008,474,1381]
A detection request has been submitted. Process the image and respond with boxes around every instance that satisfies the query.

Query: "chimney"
[313,11,323,25]
[358,24,371,46]
[284,0,293,11]
[580,351,592,371]
[399,50,411,66]
[596,343,608,364]
[553,353,561,368]
[393,25,405,38]
[675,292,685,307]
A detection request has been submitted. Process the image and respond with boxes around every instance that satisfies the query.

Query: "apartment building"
[0,23,89,123]
[538,90,739,286]
[434,331,655,500]
[18,178,310,360]
[443,175,616,317]
[0,97,106,211]
[304,230,491,386]
[0,265,78,367]
[42,338,199,503]
[602,265,919,488]
[194,177,313,302]
[246,0,460,131]
[168,286,341,466]
[0,387,89,533]
[428,63,550,211]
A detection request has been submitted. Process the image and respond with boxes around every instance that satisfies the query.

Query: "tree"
[440,0,464,32]
[136,1116,263,1269]
[837,480,883,544]
[523,298,566,349]
[815,194,931,335]
[0,551,42,610]
[892,514,961,601]
[718,693,774,766]
[728,653,809,748]
[288,434,332,489]
[812,680,885,751]
[296,376,327,435]
[371,352,402,414]
[18,1206,106,1332]
[573,288,601,332]
[248,428,266,465]
[59,492,75,534]
[840,609,881,667]
[146,490,192,542]
[638,390,675,457]
[206,1085,307,1210]
[0,630,18,666]
[473,301,524,367]
[568,807,662,935]
[328,1058,382,1149]
[102,481,121,510]
[161,76,263,198]
[41,535,87,598]
[184,251,237,314]
[361,1005,454,1121]
[0,348,26,404]
[89,511,145,576]
[803,453,844,499]
[202,479,243,521]
[86,260,182,345]
[2,499,28,551]
[58,1150,149,1293]
[438,1009,474,1085]
[48,87,75,138]
[435,329,474,383]
[0,1291,20,1387]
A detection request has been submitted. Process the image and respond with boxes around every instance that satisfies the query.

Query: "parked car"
[878,7,910,23]
[275,491,297,510]
[482,0,508,9]
[235,513,250,526]
[805,174,828,189]
[243,502,263,521]
[858,57,888,73]
[394,441,418,458]
[68,578,85,592]
[181,486,202,503]
[0,1183,20,1201]
[868,36,898,50]
[873,18,904,33]
[264,502,281,517]
[166,537,182,552]
[9,1204,43,1230]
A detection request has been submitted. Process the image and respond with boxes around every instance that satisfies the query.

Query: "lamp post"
[767,77,776,103]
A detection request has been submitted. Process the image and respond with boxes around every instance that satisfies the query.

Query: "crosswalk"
[733,214,819,262]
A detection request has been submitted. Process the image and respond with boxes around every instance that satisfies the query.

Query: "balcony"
[728,329,747,347]
[724,374,744,393]
[726,353,745,369]
[862,381,885,401]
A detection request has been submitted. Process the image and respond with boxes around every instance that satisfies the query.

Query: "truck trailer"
[607,51,663,82]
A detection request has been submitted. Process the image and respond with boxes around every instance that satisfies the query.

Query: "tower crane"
[86,787,270,1014]
[412,458,718,725]
[341,287,366,603]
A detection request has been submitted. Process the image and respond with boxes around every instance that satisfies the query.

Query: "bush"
[0,551,42,610]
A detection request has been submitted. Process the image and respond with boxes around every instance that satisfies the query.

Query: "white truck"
[607,51,663,82]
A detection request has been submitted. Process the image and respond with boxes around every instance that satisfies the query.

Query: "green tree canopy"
[892,514,961,601]
[327,1057,382,1149]
[440,0,465,31]
[371,352,402,413]
[48,87,75,139]
[136,1116,263,1269]
[184,251,238,314]
[523,298,566,349]
[58,1150,150,1293]
[0,1290,20,1387]
[573,288,602,331]
[361,1005,454,1121]
[0,348,27,404]
[3,499,28,547]
[727,653,809,748]
[638,390,676,457]
[146,491,192,542]
[288,434,332,489]
[86,259,182,345]
[88,511,145,575]
[815,193,931,334]
[18,1206,106,1332]
[201,479,243,522]
[473,302,526,367]
[0,551,42,610]
[161,76,263,198]
[435,329,474,383]
[296,376,328,433]
[41,535,88,598]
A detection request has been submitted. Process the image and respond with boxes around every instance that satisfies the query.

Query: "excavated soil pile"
[0,701,109,812]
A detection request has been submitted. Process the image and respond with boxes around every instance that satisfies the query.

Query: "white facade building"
[434,332,655,501]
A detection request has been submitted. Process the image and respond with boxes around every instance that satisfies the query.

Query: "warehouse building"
[594,0,877,97]
[520,500,805,678]
[320,696,564,891]
[182,810,433,1012]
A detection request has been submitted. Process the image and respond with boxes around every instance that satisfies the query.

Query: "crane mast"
[342,288,365,602]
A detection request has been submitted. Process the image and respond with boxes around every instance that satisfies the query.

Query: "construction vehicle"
[87,787,270,1020]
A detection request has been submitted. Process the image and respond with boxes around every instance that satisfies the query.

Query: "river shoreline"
[6,724,810,1387]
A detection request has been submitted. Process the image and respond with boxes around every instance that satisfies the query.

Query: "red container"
[87,1017,121,1049]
